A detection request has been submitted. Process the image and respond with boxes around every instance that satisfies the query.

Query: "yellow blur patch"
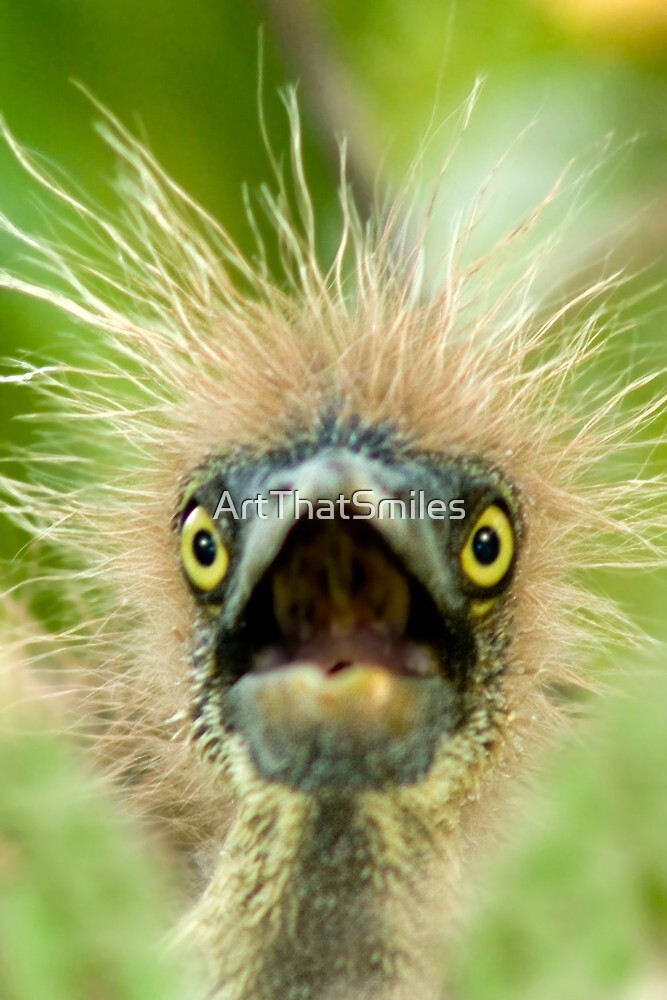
[252,664,430,741]
[542,0,667,45]
[470,598,497,618]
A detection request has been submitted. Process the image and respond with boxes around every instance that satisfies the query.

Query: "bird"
[0,98,664,1000]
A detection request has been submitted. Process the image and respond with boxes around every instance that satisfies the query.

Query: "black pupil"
[472,526,500,566]
[193,530,217,567]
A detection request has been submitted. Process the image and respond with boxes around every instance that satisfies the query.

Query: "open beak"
[216,450,465,790]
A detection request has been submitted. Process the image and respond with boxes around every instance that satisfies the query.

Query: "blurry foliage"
[0,704,195,1000]
[0,2,665,998]
[454,661,667,1000]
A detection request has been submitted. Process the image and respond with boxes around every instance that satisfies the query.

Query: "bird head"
[177,421,520,793]
[1,106,663,1000]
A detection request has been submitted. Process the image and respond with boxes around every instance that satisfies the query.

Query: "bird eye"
[180,505,229,591]
[460,504,514,589]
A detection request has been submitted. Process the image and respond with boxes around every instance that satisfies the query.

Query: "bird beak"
[221,448,460,631]
[216,449,466,790]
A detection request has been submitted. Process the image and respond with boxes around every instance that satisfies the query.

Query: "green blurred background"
[0,2,665,998]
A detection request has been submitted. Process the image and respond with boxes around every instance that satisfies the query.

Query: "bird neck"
[188,777,466,1000]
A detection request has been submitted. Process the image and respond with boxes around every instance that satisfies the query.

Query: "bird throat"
[190,790,452,1000]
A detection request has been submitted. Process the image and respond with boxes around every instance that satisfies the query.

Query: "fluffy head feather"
[0,95,665,998]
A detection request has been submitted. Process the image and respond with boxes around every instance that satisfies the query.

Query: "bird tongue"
[252,626,440,679]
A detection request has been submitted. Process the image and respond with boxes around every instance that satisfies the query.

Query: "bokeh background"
[0,2,665,998]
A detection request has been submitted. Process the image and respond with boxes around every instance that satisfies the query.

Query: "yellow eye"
[460,504,515,590]
[180,506,229,592]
